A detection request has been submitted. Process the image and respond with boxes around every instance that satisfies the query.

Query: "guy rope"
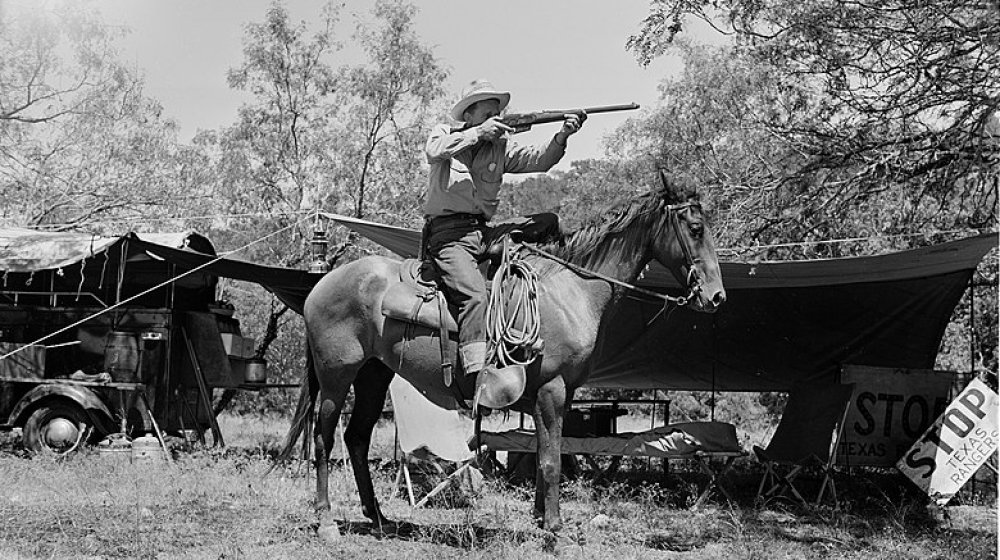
[0,215,313,363]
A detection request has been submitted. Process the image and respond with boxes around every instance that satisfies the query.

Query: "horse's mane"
[532,180,699,276]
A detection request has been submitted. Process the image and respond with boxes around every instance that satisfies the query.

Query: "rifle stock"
[451,102,639,134]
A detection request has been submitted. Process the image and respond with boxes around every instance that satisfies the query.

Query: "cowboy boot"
[473,363,527,410]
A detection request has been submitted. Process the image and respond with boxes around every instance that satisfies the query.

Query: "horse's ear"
[656,168,677,204]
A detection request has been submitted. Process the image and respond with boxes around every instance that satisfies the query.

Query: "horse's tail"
[272,340,319,467]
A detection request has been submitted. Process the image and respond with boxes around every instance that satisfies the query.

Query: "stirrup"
[472,364,526,410]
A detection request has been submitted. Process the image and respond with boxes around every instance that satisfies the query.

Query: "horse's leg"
[345,360,394,528]
[532,375,567,532]
[314,380,352,512]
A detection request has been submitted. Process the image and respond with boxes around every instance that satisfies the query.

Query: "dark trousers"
[423,212,561,373]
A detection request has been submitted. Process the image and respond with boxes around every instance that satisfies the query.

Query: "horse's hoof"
[317,522,341,542]
[541,531,559,554]
[373,518,394,536]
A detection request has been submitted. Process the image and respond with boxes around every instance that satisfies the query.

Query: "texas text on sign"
[837,365,953,467]
[896,377,999,505]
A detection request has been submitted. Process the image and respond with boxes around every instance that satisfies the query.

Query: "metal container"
[97,433,132,462]
[131,433,161,463]
[244,359,267,384]
[104,331,139,382]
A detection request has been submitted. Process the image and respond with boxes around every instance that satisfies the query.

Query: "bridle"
[522,201,705,308]
[666,201,705,303]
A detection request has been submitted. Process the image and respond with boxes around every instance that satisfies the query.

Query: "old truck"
[0,228,268,454]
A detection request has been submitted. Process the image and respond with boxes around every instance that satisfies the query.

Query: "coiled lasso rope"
[485,237,542,368]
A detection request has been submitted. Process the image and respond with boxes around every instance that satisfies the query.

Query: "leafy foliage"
[196,0,449,411]
[0,2,199,231]
[624,0,998,256]
[341,0,448,225]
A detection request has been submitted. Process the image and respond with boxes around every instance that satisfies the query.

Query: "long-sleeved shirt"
[423,123,566,220]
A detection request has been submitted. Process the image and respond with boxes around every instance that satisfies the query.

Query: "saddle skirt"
[380,258,460,332]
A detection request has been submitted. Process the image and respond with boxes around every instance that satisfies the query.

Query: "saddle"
[381,229,515,333]
[380,258,470,395]
[381,259,459,334]
[380,243,541,410]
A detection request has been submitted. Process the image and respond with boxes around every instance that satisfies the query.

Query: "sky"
[85,1,706,170]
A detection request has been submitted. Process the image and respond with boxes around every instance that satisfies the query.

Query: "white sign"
[896,377,999,505]
[838,365,953,466]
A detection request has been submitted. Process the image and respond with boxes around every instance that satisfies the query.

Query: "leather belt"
[426,213,487,228]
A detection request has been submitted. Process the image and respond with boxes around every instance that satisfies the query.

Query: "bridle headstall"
[521,201,704,308]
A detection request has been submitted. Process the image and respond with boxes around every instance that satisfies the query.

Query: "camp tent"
[0,228,318,313]
[5,223,994,392]
[316,213,997,391]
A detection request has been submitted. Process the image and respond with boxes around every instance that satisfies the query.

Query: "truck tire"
[22,402,94,456]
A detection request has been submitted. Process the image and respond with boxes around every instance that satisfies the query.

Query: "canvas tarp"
[127,237,321,314]
[478,421,741,457]
[0,228,214,272]
[322,213,996,391]
[0,229,321,313]
[6,222,993,392]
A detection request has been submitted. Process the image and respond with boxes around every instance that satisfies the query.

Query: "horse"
[278,172,726,536]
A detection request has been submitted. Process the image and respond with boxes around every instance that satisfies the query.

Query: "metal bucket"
[131,433,162,463]
[244,359,267,384]
[97,433,132,463]
[104,331,139,382]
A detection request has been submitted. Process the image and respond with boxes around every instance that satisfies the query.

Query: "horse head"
[648,170,726,312]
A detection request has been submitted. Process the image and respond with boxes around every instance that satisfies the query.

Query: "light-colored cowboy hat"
[450,79,510,122]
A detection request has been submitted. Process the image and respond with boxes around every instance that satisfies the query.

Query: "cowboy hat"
[450,79,510,122]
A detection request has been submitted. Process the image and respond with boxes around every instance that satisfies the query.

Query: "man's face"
[464,99,501,126]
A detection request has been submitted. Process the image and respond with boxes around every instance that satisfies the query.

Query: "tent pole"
[967,276,978,498]
[968,276,976,380]
[710,315,717,421]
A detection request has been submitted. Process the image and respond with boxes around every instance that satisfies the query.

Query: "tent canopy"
[0,228,222,309]
[322,213,996,391]
[0,227,215,272]
[0,228,321,313]
[5,222,994,391]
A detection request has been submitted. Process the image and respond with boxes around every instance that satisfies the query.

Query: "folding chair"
[394,447,482,507]
[388,376,481,508]
[753,383,855,509]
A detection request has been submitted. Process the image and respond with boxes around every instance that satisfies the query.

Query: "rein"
[522,201,704,308]
[480,200,705,369]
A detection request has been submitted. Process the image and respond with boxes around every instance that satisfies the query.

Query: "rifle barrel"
[570,103,640,114]
[450,103,639,133]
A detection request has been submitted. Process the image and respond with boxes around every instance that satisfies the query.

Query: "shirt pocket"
[482,159,503,183]
[476,145,504,183]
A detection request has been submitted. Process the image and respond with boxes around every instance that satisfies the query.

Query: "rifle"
[451,102,640,134]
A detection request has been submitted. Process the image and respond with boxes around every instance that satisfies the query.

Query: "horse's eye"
[689,222,704,238]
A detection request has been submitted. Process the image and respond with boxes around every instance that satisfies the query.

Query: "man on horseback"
[423,78,585,410]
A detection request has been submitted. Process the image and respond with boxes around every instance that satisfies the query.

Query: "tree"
[207,0,447,253]
[618,0,998,385]
[340,0,447,224]
[200,0,449,410]
[221,1,343,221]
[625,0,998,250]
[0,1,195,231]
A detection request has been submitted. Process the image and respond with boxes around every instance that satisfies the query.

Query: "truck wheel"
[22,402,94,456]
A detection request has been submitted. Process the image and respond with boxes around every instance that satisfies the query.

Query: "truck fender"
[8,384,115,433]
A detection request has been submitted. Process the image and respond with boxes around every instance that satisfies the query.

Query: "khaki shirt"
[423,123,566,220]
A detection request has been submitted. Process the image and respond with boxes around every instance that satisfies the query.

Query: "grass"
[0,414,996,559]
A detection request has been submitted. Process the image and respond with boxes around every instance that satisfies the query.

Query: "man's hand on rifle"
[555,112,586,146]
[476,117,514,143]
